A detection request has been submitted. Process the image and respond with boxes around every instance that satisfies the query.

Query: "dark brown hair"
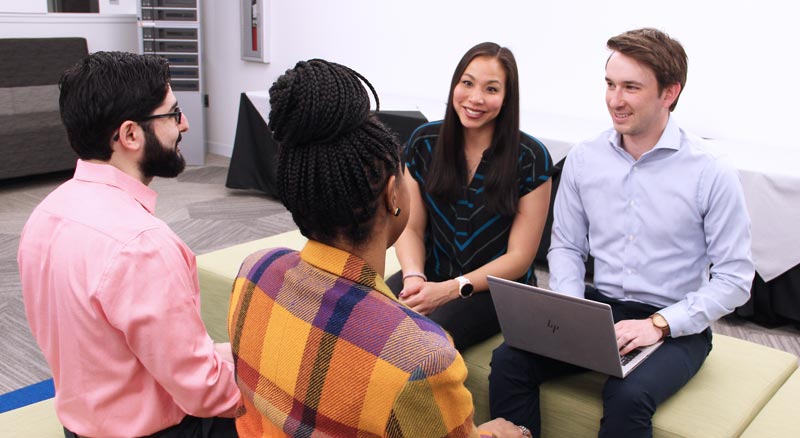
[426,42,521,216]
[59,51,171,160]
[607,28,688,111]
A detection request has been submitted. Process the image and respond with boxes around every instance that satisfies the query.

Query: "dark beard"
[139,123,186,179]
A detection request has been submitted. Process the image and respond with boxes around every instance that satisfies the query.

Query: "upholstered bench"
[741,368,800,437]
[3,229,797,437]
[463,333,798,437]
[0,398,62,437]
[196,229,800,437]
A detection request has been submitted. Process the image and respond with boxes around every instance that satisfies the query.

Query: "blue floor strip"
[0,378,54,413]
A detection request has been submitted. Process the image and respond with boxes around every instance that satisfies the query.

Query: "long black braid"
[268,59,402,245]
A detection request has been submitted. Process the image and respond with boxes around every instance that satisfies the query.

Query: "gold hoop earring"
[393,207,401,217]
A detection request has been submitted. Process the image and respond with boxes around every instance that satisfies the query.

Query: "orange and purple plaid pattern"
[228,241,489,438]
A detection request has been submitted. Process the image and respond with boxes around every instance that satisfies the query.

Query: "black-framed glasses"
[113,108,183,141]
[138,107,182,125]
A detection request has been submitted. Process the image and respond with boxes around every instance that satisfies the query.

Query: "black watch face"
[460,283,474,297]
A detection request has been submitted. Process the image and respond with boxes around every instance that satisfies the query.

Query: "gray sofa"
[0,38,87,180]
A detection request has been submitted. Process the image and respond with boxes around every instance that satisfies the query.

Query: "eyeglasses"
[138,107,182,125]
[112,107,182,141]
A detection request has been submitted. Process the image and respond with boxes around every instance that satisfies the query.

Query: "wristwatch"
[650,313,670,339]
[455,276,474,299]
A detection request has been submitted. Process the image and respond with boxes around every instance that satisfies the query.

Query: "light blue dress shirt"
[548,117,755,337]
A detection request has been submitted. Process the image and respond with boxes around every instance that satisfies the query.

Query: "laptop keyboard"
[620,349,642,366]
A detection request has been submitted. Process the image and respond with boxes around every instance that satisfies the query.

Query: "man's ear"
[114,120,143,153]
[661,83,682,109]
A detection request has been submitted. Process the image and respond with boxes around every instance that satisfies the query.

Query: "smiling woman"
[392,42,556,351]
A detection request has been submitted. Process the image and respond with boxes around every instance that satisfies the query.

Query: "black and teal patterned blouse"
[404,121,554,285]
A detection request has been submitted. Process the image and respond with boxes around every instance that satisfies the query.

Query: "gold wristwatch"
[650,313,670,339]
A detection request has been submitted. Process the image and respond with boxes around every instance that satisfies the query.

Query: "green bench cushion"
[741,368,800,437]
[12,229,797,437]
[463,333,798,438]
[0,398,62,437]
[197,229,800,437]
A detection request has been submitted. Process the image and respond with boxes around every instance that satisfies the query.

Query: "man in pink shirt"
[17,52,240,437]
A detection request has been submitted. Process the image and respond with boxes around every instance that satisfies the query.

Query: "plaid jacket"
[228,240,490,438]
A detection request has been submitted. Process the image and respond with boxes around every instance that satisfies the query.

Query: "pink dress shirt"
[18,160,240,438]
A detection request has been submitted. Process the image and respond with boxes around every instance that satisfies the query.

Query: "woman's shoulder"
[519,131,549,155]
[237,247,299,279]
[518,130,553,166]
[407,120,443,147]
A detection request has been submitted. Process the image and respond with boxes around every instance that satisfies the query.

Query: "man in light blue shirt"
[489,28,754,437]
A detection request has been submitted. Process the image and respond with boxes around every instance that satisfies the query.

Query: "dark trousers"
[64,415,237,438]
[386,271,502,351]
[488,285,712,438]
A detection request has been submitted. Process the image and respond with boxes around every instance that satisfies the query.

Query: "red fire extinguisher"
[251,0,258,51]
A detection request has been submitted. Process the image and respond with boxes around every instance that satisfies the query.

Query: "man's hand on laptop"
[614,319,663,355]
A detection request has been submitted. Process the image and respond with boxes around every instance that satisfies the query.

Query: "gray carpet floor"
[1,154,798,395]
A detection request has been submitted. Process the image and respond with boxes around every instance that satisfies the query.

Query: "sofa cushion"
[0,88,11,115]
[0,38,88,88]
[0,111,65,133]
[462,333,798,437]
[0,112,76,180]
[6,85,61,114]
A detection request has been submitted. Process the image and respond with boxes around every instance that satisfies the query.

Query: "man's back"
[19,160,239,437]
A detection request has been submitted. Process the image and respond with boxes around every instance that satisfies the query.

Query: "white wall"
[0,0,136,15]
[0,0,138,53]
[0,0,46,13]
[98,0,137,15]
[0,13,138,53]
[202,0,799,157]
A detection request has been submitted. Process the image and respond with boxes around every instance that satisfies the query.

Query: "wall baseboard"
[207,141,233,158]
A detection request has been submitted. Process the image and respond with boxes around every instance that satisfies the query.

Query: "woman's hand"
[398,276,425,299]
[399,280,457,315]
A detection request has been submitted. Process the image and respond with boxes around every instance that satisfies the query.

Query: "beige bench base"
[463,333,798,438]
[5,229,799,437]
[197,229,800,437]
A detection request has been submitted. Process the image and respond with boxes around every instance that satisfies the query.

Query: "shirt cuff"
[657,302,690,338]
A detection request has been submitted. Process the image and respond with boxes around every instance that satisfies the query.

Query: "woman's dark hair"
[58,51,171,160]
[268,59,402,245]
[426,42,521,216]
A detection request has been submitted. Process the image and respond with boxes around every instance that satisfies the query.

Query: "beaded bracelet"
[402,271,427,282]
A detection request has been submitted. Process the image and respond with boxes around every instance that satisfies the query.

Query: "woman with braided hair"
[227,59,527,438]
[394,42,554,351]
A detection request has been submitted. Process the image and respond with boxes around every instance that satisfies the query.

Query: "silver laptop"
[487,275,662,378]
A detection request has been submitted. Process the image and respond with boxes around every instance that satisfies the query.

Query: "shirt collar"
[608,115,682,154]
[73,160,158,214]
[299,240,398,303]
